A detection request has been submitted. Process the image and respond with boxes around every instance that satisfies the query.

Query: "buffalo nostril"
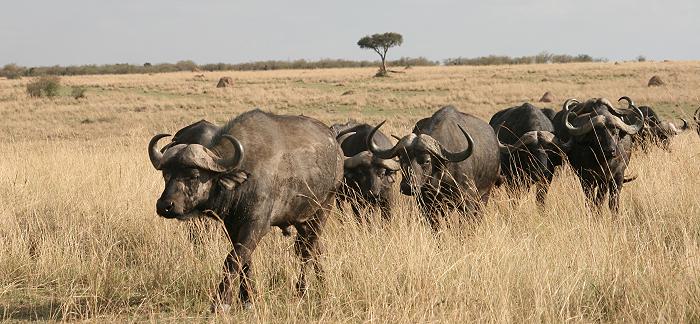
[157,199,175,214]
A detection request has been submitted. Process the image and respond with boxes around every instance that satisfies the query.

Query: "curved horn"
[149,134,171,170]
[160,141,176,153]
[497,139,510,154]
[599,98,630,116]
[618,96,634,107]
[563,100,597,136]
[694,107,700,123]
[512,132,539,149]
[613,98,644,135]
[562,98,580,112]
[344,151,372,169]
[615,96,644,117]
[494,126,512,154]
[439,124,474,162]
[367,120,403,159]
[212,135,245,170]
[391,134,401,141]
[680,118,689,130]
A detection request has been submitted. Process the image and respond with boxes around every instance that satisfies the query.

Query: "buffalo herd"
[148,98,697,310]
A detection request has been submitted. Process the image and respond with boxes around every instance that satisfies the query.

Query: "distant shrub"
[175,60,197,71]
[1,63,25,79]
[26,76,61,98]
[72,87,87,99]
[637,55,647,62]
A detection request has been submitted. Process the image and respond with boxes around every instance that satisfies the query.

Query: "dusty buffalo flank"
[1,63,700,322]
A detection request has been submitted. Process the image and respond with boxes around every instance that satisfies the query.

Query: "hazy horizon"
[1,0,697,67]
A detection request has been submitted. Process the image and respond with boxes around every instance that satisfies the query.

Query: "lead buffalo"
[490,103,564,205]
[148,109,343,310]
[367,106,500,230]
[553,97,644,212]
[333,123,400,221]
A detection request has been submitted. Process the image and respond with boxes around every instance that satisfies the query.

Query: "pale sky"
[1,0,697,66]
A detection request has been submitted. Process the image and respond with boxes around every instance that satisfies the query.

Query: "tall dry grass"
[1,63,700,321]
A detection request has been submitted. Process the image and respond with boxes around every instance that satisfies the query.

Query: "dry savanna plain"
[1,62,700,322]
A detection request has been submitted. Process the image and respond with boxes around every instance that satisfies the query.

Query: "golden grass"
[1,62,699,322]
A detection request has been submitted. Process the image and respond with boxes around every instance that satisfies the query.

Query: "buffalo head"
[559,97,644,159]
[366,121,473,196]
[649,119,685,148]
[497,130,563,181]
[339,132,400,200]
[148,134,245,219]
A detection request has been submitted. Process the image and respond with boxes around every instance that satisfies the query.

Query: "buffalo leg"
[215,222,268,310]
[593,180,607,210]
[535,175,553,208]
[294,207,328,295]
[350,202,364,223]
[608,176,624,213]
[580,176,599,211]
[422,203,444,231]
[416,194,441,231]
[379,198,392,221]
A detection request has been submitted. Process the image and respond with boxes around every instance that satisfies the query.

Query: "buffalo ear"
[219,171,248,191]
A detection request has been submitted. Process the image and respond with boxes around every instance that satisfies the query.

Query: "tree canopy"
[357,32,403,76]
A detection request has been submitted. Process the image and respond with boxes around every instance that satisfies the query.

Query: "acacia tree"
[357,32,403,76]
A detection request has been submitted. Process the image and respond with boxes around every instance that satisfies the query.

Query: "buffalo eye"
[417,155,431,165]
[183,169,201,180]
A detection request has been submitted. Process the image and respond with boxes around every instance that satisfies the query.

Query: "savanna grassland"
[1,62,700,322]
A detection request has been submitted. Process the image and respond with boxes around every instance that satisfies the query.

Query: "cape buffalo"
[553,97,644,212]
[489,103,565,205]
[148,109,343,310]
[367,106,500,230]
[625,105,688,150]
[333,123,400,221]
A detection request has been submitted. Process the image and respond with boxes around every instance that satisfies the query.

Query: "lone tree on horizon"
[357,32,403,77]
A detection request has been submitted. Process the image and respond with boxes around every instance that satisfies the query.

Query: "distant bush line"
[1,53,605,77]
[444,53,604,66]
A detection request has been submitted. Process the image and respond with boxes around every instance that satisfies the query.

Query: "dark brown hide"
[369,106,500,230]
[150,109,343,309]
